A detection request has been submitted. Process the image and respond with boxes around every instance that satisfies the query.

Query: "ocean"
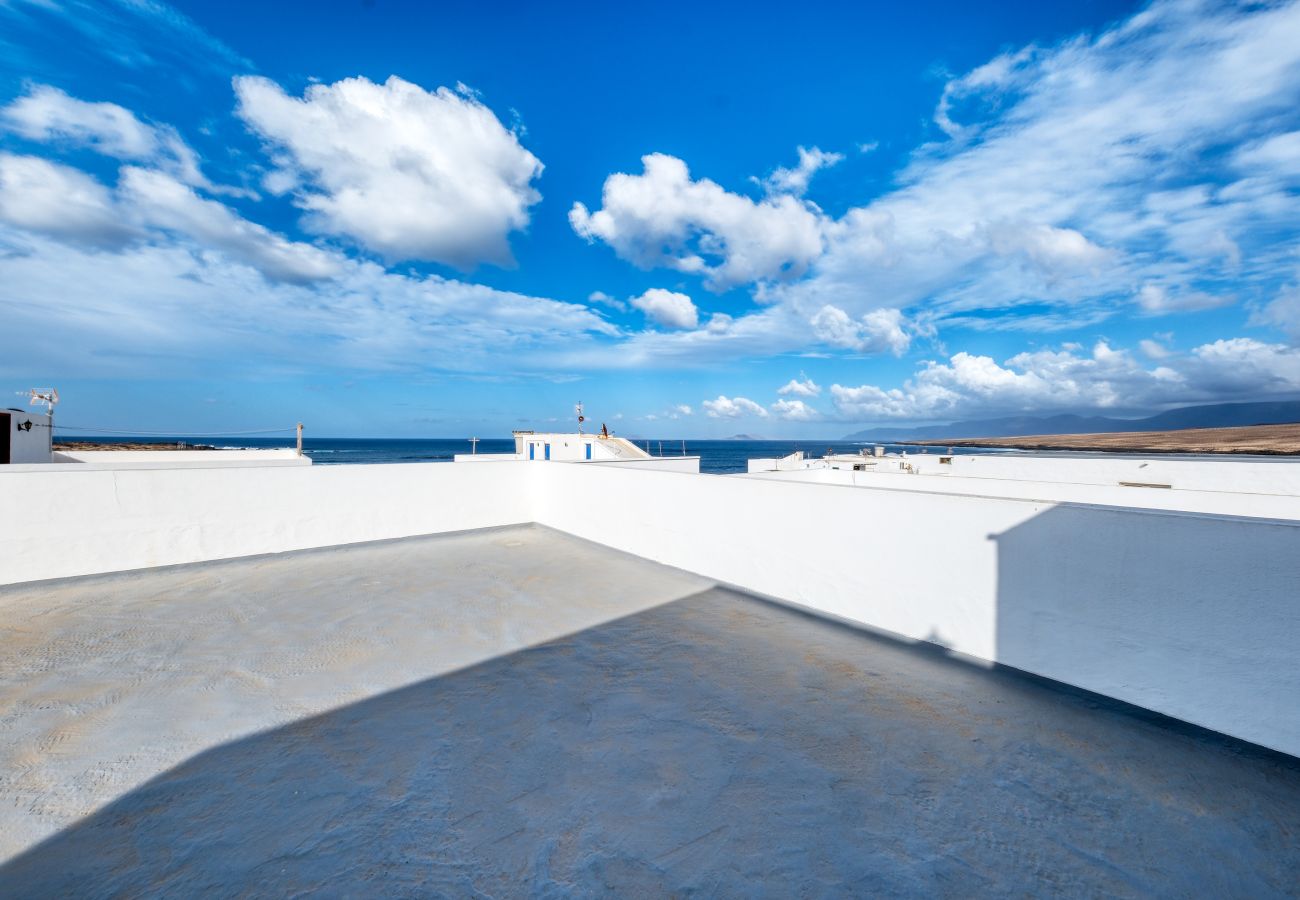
[57,435,990,474]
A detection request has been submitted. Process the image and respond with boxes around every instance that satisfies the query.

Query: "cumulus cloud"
[1,84,242,196]
[810,305,910,355]
[234,75,542,268]
[629,288,698,329]
[702,395,768,418]
[770,398,818,421]
[569,153,826,290]
[778,374,820,397]
[673,404,693,417]
[761,146,844,197]
[829,338,1300,422]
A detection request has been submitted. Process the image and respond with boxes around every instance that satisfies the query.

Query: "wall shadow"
[4,584,1299,897]
[989,502,1300,758]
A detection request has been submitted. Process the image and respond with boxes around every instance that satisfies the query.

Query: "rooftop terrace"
[2,525,1297,896]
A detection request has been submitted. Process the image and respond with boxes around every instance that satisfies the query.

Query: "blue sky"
[2,0,1299,437]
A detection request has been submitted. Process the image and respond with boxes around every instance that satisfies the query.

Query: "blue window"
[585,443,592,460]
[529,443,534,460]
[544,443,551,460]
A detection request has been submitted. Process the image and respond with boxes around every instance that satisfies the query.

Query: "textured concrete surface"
[0,525,709,866]
[2,526,1299,897]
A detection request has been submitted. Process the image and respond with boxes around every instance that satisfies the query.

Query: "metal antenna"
[25,388,59,418]
[575,401,585,436]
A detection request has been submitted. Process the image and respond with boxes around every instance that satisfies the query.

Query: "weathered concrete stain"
[0,524,710,866]
[1,526,1299,896]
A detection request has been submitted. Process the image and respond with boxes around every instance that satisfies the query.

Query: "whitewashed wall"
[51,449,309,467]
[0,462,532,585]
[535,464,1300,757]
[2,458,1297,756]
[919,453,1300,495]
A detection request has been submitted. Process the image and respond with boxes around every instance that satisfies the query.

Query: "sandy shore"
[912,422,1300,455]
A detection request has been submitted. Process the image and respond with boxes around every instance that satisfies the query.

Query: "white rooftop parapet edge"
[748,448,1300,496]
[15,449,313,470]
[0,457,1297,758]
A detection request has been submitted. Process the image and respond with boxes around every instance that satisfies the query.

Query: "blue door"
[585,443,592,460]
[529,443,534,460]
[544,443,551,460]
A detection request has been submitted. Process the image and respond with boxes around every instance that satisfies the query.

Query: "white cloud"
[1136,283,1233,315]
[234,75,542,268]
[1188,337,1300,394]
[0,153,338,283]
[673,404,693,417]
[570,153,826,290]
[933,45,1036,139]
[706,312,733,334]
[0,225,618,379]
[778,374,820,397]
[829,338,1300,422]
[587,290,627,311]
[759,2,1300,342]
[3,84,158,157]
[1234,130,1300,176]
[565,2,1300,369]
[629,288,698,329]
[761,146,844,197]
[985,223,1110,274]
[1139,338,1171,360]
[770,398,818,421]
[702,395,768,418]
[118,167,341,283]
[1250,283,1300,341]
[1,84,242,196]
[810,305,910,355]
[0,153,135,248]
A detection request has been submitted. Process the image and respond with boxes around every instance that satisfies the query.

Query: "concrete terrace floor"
[0,526,1297,897]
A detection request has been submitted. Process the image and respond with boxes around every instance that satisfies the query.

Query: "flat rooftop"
[1,525,1297,895]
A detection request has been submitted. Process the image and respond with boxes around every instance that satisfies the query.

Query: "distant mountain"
[842,400,1300,442]
[725,434,766,441]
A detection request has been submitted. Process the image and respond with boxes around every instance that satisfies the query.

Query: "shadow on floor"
[4,586,1299,897]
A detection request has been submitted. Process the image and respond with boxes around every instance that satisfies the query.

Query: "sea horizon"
[51,434,986,474]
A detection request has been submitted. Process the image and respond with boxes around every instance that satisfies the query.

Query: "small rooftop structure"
[454,430,700,472]
[1,408,52,465]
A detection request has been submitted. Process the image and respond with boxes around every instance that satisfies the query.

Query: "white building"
[455,430,700,473]
[1,408,52,464]
[745,446,1300,498]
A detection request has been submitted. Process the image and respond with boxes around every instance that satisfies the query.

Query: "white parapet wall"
[49,449,311,468]
[535,463,1300,758]
[1,458,1298,757]
[903,452,1300,495]
[0,462,533,585]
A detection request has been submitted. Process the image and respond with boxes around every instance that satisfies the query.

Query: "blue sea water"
[58,435,987,474]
